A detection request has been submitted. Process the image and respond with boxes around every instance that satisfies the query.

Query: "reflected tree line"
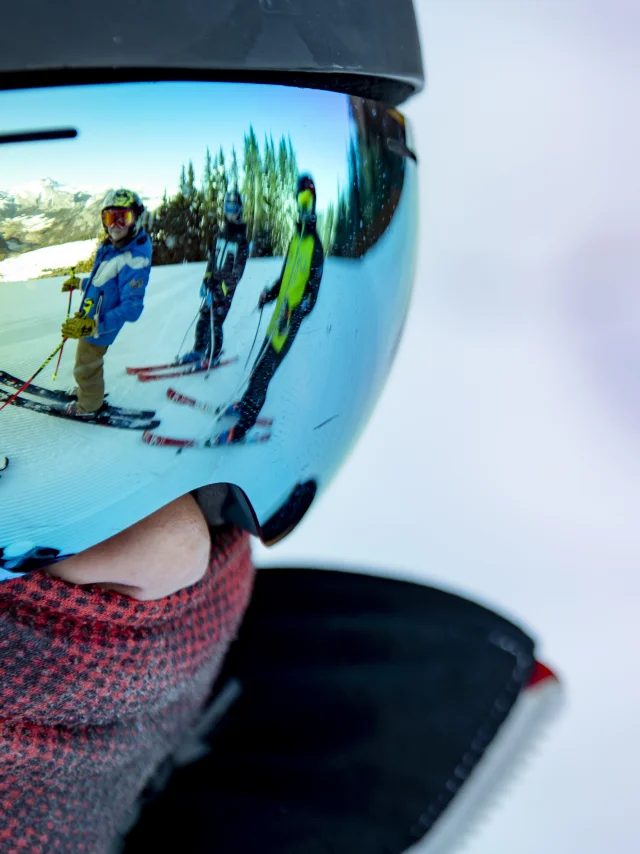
[26,97,410,276]
[148,97,409,266]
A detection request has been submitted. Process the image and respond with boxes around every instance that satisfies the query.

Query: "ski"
[135,357,237,382]
[0,388,160,431]
[0,369,77,403]
[0,370,153,419]
[142,429,271,449]
[166,387,273,427]
[127,356,237,379]
[127,360,187,375]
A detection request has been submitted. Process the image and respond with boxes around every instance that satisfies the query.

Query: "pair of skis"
[0,358,271,445]
[126,356,237,382]
[128,355,272,448]
[143,387,272,448]
[0,370,159,431]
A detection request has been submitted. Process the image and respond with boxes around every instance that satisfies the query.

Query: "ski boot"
[178,350,205,366]
[64,401,107,420]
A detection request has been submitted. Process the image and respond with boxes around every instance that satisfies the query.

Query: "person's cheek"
[44,494,212,600]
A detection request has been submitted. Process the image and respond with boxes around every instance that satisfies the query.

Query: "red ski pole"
[0,341,64,414]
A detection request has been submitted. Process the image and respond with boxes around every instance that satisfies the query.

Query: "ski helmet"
[101,188,145,237]
[224,189,243,221]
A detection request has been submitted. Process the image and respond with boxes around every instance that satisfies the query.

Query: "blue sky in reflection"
[0,82,352,210]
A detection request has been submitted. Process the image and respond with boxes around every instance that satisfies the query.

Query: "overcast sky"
[255,2,640,851]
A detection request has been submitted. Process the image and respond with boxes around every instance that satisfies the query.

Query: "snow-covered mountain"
[0,178,159,259]
[0,178,106,257]
[6,177,93,208]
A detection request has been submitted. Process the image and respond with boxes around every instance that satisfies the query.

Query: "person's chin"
[43,494,212,600]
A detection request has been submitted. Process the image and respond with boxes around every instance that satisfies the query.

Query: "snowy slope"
[0,239,97,281]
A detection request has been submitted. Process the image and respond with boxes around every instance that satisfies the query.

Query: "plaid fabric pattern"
[0,526,254,853]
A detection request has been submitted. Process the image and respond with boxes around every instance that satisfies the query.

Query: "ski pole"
[175,298,206,362]
[51,333,69,381]
[52,282,75,380]
[244,304,264,371]
[206,298,215,379]
[0,341,64,413]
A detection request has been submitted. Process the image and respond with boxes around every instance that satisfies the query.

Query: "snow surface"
[0,167,417,568]
[0,239,97,281]
[253,3,640,852]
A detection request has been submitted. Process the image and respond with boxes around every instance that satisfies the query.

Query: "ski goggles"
[0,80,418,579]
[297,190,314,212]
[102,208,136,229]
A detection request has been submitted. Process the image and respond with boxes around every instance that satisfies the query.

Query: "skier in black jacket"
[181,189,249,367]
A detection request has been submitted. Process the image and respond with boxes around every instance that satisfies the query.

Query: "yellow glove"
[61,313,97,339]
[61,274,82,293]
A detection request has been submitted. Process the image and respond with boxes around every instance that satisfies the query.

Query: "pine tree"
[272,135,298,256]
[242,126,265,254]
[229,146,240,190]
[149,190,170,265]
[150,163,206,264]
[260,134,277,256]
[320,201,336,254]
[201,147,218,253]
[215,147,228,225]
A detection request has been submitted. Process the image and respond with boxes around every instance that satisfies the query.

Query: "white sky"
[254,2,640,851]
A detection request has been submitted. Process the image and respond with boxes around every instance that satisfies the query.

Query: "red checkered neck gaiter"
[0,525,255,854]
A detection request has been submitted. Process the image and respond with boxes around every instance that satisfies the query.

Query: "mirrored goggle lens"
[0,81,418,578]
[102,208,135,228]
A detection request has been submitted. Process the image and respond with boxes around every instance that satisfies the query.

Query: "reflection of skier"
[0,543,67,572]
[61,189,152,417]
[219,175,324,443]
[180,190,249,367]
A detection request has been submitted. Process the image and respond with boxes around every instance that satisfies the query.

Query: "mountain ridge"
[0,178,158,259]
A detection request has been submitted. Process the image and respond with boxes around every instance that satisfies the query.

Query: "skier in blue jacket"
[61,188,152,416]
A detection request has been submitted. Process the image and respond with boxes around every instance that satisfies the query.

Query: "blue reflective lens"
[0,81,418,577]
